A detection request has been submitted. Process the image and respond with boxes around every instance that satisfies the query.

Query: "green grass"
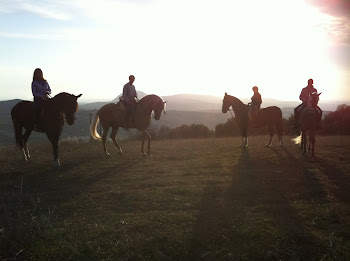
[1,136,350,260]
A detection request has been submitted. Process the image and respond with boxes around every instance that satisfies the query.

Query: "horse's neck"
[137,96,156,114]
[307,99,318,109]
[230,97,246,111]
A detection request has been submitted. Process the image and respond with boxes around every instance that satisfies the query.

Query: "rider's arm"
[46,82,51,95]
[299,89,308,103]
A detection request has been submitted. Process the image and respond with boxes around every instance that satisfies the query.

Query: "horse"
[293,92,321,156]
[90,94,166,157]
[11,92,82,167]
[222,92,284,147]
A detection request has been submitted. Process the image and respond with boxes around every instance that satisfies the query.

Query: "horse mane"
[228,95,245,107]
[51,92,79,112]
[139,94,164,111]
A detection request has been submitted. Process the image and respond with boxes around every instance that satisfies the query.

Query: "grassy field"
[1,136,350,260]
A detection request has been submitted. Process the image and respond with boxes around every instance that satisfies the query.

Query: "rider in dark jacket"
[294,79,322,128]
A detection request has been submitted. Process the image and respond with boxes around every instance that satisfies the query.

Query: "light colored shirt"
[299,85,317,104]
[123,82,137,103]
[32,80,51,98]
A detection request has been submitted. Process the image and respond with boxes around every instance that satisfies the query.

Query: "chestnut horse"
[11,92,82,167]
[222,92,284,147]
[90,94,166,156]
[293,92,321,156]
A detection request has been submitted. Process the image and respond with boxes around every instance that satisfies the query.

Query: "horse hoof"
[105,152,110,156]
[264,144,271,147]
[143,152,148,157]
[53,160,61,168]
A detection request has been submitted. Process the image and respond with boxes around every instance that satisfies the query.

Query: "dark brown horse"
[293,92,321,156]
[11,92,82,167]
[90,94,166,156]
[222,93,284,147]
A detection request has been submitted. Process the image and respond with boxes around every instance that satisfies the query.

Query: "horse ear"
[76,94,82,99]
[164,101,167,104]
[225,92,227,96]
[318,92,322,96]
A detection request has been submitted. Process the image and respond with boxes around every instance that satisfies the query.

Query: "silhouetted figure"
[294,79,322,129]
[250,86,262,123]
[122,75,138,130]
[31,68,51,131]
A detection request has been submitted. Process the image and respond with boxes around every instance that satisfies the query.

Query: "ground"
[0,136,350,260]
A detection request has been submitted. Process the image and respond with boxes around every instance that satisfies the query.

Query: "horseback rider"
[250,86,262,122]
[31,68,51,130]
[294,78,322,128]
[122,75,138,129]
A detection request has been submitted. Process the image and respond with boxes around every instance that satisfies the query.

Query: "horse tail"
[292,135,301,144]
[11,102,23,148]
[90,111,102,140]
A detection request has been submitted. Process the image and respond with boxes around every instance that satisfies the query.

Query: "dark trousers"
[33,97,45,124]
[125,102,135,123]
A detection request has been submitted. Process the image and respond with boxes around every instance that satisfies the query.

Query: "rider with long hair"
[32,68,51,129]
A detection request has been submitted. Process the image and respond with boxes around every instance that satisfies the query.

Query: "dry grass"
[1,136,350,260]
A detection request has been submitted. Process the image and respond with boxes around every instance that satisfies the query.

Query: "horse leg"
[311,133,316,156]
[241,128,248,147]
[278,125,284,147]
[47,133,60,167]
[302,132,307,155]
[102,126,110,155]
[110,127,123,155]
[265,125,273,147]
[22,128,32,160]
[299,130,303,150]
[141,130,151,157]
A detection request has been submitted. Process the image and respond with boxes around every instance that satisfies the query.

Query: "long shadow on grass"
[0,153,135,260]
[189,146,334,260]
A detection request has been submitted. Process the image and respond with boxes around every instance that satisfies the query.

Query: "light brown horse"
[222,93,284,147]
[90,94,166,156]
[293,92,321,156]
[11,92,82,167]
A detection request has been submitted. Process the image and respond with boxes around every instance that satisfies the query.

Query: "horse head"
[152,96,167,120]
[222,92,231,113]
[308,92,321,109]
[54,93,82,125]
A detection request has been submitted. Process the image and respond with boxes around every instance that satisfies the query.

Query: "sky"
[0,0,349,102]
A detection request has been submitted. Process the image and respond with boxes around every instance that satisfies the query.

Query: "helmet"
[308,79,313,85]
[252,86,258,91]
